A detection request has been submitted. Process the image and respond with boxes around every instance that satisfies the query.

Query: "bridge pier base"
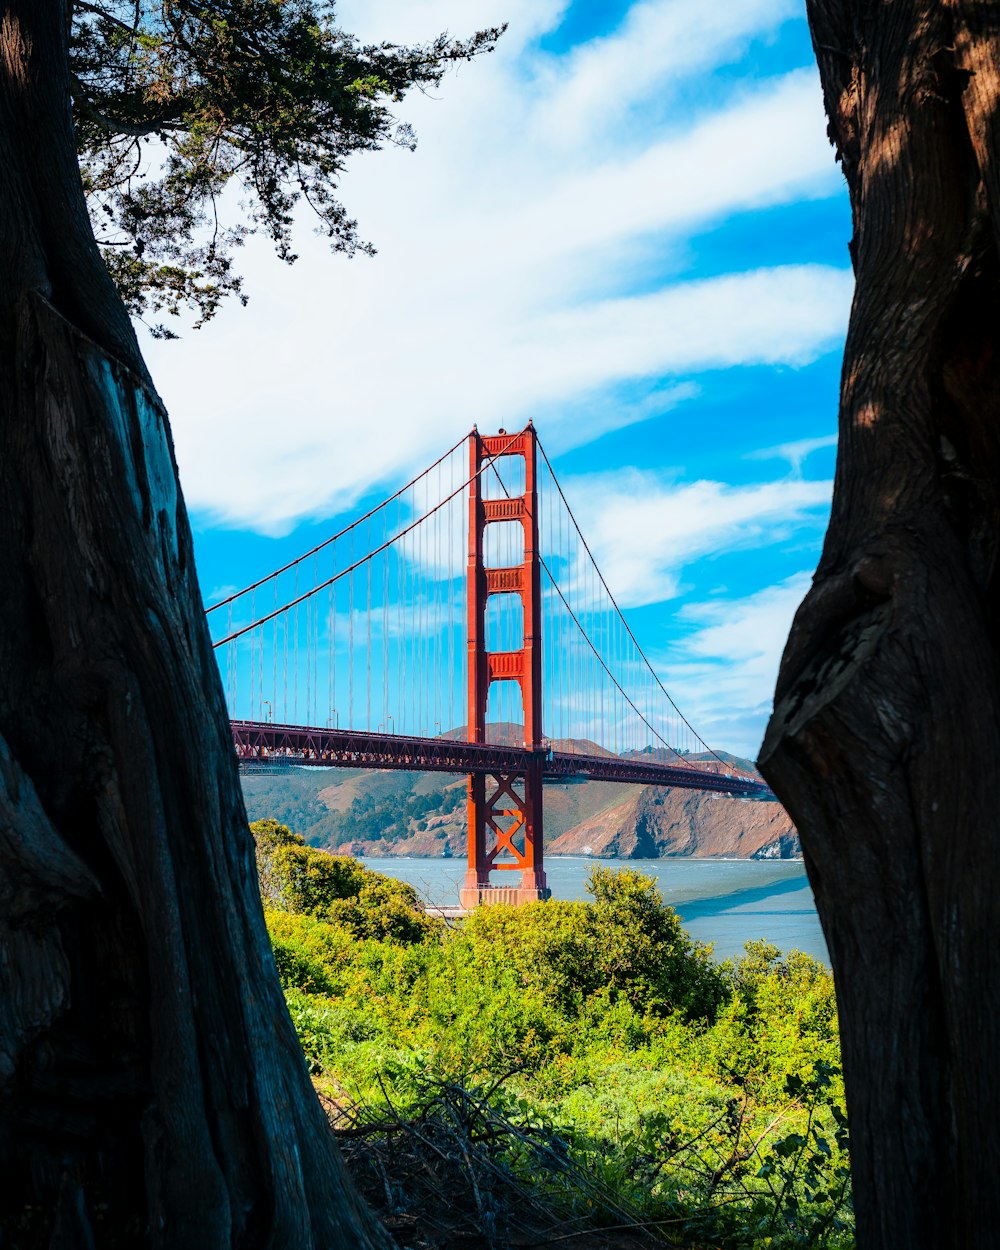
[459,883,551,909]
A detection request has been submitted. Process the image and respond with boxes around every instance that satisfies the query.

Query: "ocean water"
[360,855,829,965]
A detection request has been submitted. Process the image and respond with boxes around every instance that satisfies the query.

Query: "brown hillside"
[548,786,798,859]
[240,731,798,859]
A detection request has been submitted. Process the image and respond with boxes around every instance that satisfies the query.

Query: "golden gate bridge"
[207,425,773,908]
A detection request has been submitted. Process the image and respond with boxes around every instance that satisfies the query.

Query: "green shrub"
[706,941,841,1103]
[265,908,353,996]
[251,818,437,944]
[326,875,439,944]
[586,865,729,1021]
[253,818,851,1248]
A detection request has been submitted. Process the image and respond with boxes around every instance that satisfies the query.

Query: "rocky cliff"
[547,785,798,859]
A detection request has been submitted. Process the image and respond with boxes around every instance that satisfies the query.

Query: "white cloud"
[141,0,844,533]
[515,70,839,266]
[663,572,813,756]
[750,433,838,474]
[559,470,832,608]
[336,0,566,49]
[151,254,848,531]
[526,265,851,382]
[536,0,801,148]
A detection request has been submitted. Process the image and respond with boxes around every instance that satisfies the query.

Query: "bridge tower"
[461,425,551,909]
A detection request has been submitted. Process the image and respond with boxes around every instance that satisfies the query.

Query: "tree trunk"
[759,3,1000,1247]
[0,3,390,1245]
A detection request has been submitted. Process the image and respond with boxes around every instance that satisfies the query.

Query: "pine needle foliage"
[69,1,504,331]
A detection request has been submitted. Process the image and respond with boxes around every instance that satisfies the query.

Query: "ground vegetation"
[254,824,853,1249]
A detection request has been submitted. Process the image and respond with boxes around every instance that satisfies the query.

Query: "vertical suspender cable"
[383,508,390,729]
[293,567,299,724]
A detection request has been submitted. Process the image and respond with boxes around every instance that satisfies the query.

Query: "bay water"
[361,855,829,965]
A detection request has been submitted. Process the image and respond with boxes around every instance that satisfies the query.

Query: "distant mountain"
[240,732,799,860]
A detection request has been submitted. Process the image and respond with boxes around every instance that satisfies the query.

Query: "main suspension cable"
[213,430,523,648]
[205,432,468,614]
[535,434,735,774]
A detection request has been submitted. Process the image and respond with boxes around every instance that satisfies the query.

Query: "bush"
[459,867,728,1027]
[252,817,852,1248]
[586,865,729,1021]
[707,941,841,1102]
[326,875,439,945]
[250,818,437,944]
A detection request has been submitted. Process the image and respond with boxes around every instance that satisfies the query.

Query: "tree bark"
[0,3,390,1246]
[760,3,1000,1247]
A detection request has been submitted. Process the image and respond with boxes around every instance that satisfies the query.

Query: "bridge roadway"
[230,720,775,800]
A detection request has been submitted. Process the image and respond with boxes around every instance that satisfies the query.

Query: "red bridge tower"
[460,425,550,908]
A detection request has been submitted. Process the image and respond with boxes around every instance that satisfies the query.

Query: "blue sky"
[142,0,851,758]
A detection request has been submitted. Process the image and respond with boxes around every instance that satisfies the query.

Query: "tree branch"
[72,77,187,136]
[73,0,140,37]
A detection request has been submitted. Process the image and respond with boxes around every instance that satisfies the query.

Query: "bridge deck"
[230,720,774,800]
